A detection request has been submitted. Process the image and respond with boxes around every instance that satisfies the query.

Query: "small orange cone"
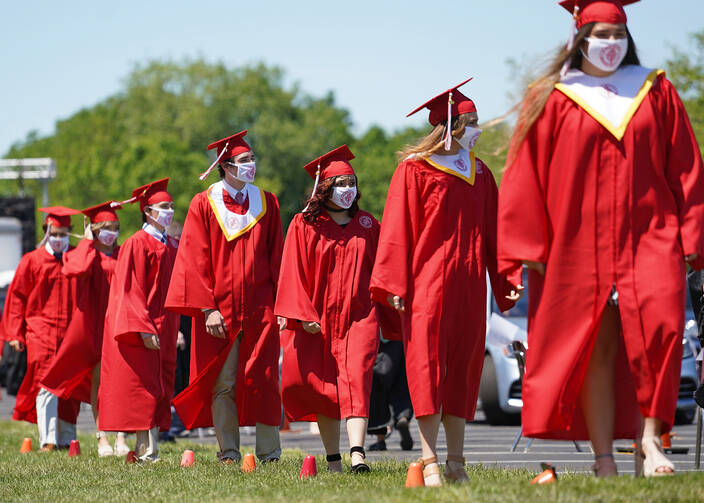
[241,453,257,473]
[661,433,672,449]
[405,462,425,488]
[180,449,195,467]
[20,437,33,453]
[125,450,138,464]
[531,463,557,485]
[68,440,81,457]
[299,455,317,479]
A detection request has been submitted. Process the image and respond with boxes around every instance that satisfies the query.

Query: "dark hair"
[508,23,639,165]
[42,224,73,232]
[302,176,361,223]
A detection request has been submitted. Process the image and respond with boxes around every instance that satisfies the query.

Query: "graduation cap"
[82,201,121,223]
[559,0,639,28]
[200,130,252,181]
[114,178,171,211]
[38,206,80,228]
[302,145,356,210]
[407,77,476,150]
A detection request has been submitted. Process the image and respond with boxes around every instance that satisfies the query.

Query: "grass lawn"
[1,420,703,502]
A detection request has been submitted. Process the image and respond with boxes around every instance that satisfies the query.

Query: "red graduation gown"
[41,239,119,403]
[370,157,520,420]
[497,73,704,439]
[0,246,81,424]
[276,211,398,421]
[165,187,283,428]
[98,230,179,431]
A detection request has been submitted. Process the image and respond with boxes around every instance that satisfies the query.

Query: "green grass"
[1,420,703,502]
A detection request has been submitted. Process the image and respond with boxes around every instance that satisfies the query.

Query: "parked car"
[479,275,700,425]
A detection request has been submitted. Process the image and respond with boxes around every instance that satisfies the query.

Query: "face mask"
[48,235,69,253]
[97,229,119,246]
[456,126,482,151]
[330,186,357,209]
[149,207,174,228]
[581,37,628,73]
[227,161,256,183]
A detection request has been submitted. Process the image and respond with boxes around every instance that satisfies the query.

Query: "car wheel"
[479,354,521,426]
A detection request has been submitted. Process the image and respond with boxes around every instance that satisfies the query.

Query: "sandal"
[444,455,469,483]
[421,456,442,487]
[326,453,343,473]
[350,446,370,473]
[592,453,617,478]
[642,438,675,477]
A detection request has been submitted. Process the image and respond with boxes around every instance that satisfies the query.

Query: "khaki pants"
[212,333,281,461]
[135,427,159,461]
[36,387,76,447]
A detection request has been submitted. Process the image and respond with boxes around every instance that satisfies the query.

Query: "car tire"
[479,354,521,426]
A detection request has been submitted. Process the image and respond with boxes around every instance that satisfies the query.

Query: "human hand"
[387,294,405,312]
[177,331,186,350]
[506,284,525,302]
[205,309,227,339]
[277,316,287,331]
[302,321,321,334]
[141,333,160,350]
[9,340,25,352]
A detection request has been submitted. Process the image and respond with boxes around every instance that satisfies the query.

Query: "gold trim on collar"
[207,185,267,241]
[423,151,476,185]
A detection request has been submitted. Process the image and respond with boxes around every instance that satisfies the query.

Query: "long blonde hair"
[398,113,475,161]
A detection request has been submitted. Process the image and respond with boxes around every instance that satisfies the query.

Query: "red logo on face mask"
[600,45,623,67]
[454,159,468,172]
[342,192,353,205]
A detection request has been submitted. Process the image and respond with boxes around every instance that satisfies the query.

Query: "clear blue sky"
[2,0,702,155]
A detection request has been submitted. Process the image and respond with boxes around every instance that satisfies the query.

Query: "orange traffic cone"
[241,453,257,473]
[299,455,317,479]
[20,437,33,454]
[180,449,195,467]
[125,450,138,464]
[405,462,425,488]
[531,463,557,485]
[68,440,81,457]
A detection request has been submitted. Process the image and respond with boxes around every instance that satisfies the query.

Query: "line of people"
[1,0,703,486]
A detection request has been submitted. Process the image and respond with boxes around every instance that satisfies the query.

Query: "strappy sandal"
[326,453,343,473]
[642,439,675,477]
[350,446,370,473]
[444,454,469,483]
[592,453,618,478]
[421,456,442,487]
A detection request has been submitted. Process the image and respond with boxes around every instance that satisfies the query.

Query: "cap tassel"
[199,141,230,181]
[443,92,454,151]
[560,6,580,78]
[303,164,322,212]
[37,223,51,249]
[112,197,137,208]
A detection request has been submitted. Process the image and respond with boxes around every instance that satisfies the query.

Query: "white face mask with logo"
[581,37,628,73]
[226,161,257,183]
[330,186,357,209]
[49,235,69,253]
[149,207,174,228]
[97,229,119,246]
[456,126,482,151]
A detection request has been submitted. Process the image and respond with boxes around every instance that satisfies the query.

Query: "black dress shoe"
[368,440,387,451]
[396,417,414,451]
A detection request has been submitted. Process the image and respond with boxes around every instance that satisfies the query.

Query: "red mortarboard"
[200,130,252,180]
[82,201,121,223]
[303,145,356,181]
[407,77,476,127]
[39,206,80,228]
[114,178,171,211]
[559,0,639,28]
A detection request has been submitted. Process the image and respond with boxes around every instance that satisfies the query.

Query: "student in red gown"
[1,207,82,451]
[98,178,180,462]
[165,131,283,464]
[370,81,523,486]
[276,145,398,473]
[497,0,704,477]
[41,201,129,457]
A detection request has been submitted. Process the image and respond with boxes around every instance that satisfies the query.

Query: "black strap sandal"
[350,446,370,473]
[326,453,342,462]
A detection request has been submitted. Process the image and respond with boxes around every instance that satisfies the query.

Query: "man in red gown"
[98,179,180,462]
[1,207,82,451]
[166,130,283,463]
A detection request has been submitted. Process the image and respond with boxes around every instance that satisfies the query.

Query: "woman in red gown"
[370,82,522,485]
[497,0,704,477]
[276,145,398,473]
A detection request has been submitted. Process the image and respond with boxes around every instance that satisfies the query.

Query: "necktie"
[54,252,63,261]
[235,191,245,205]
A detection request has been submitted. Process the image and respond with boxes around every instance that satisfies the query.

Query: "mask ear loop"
[303,163,322,213]
[560,5,580,78]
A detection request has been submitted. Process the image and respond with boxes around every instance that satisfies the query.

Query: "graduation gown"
[370,154,520,420]
[98,229,179,431]
[165,183,283,428]
[497,67,704,439]
[276,210,399,421]
[41,239,119,403]
[0,246,81,424]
